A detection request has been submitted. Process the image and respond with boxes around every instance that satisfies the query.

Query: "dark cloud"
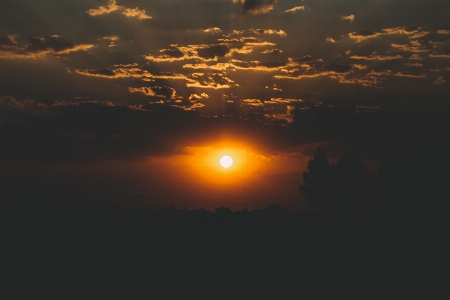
[129,86,178,99]
[0,35,16,46]
[0,35,93,59]
[261,49,283,54]
[197,44,230,59]
[241,0,276,15]
[26,36,74,52]
[160,48,185,58]
[186,72,237,89]
[77,68,116,77]
[324,63,352,73]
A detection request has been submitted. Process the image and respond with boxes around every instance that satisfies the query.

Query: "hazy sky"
[1,0,449,210]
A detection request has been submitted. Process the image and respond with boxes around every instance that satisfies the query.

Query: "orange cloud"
[261,49,283,54]
[87,0,122,16]
[186,72,237,89]
[285,6,305,13]
[429,52,450,58]
[391,40,427,53]
[128,86,178,99]
[433,76,446,84]
[395,71,426,78]
[0,36,93,59]
[349,26,428,42]
[122,7,152,20]
[350,53,403,60]
[340,14,355,23]
[203,27,222,34]
[87,0,151,20]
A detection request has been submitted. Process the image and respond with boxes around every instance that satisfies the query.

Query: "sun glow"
[219,155,233,168]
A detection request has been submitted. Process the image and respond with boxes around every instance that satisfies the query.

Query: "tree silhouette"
[300,148,372,207]
[334,152,372,207]
[299,147,335,206]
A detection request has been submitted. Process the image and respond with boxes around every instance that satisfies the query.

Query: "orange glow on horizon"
[181,141,268,185]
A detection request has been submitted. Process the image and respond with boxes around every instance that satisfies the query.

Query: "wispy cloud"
[429,52,450,58]
[87,0,122,16]
[395,71,426,78]
[186,72,237,89]
[350,53,403,60]
[128,86,178,99]
[87,0,151,20]
[122,7,152,20]
[433,76,446,84]
[234,0,276,15]
[348,26,428,42]
[340,14,355,23]
[203,27,222,34]
[285,6,305,13]
[0,36,93,59]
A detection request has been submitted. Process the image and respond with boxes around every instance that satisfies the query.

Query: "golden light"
[219,155,233,168]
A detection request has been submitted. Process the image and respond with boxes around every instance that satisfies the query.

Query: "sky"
[1,0,449,211]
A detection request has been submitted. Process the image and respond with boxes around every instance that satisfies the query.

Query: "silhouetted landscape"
[2,126,449,299]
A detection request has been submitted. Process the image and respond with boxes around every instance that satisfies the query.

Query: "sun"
[219,155,233,168]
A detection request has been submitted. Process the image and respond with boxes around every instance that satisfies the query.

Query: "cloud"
[350,53,403,60]
[268,106,295,124]
[352,64,367,70]
[404,63,423,67]
[0,35,17,46]
[228,59,286,71]
[433,76,446,84]
[0,95,26,109]
[129,86,178,99]
[261,49,283,54]
[395,71,426,78]
[145,46,194,62]
[75,65,191,83]
[87,0,122,16]
[409,54,422,60]
[197,44,232,59]
[242,99,264,107]
[203,28,222,34]
[437,30,450,35]
[122,7,152,20]
[348,30,382,42]
[145,34,281,63]
[263,98,303,105]
[234,0,276,15]
[76,68,116,78]
[340,14,355,23]
[186,72,237,89]
[230,28,287,37]
[285,6,305,13]
[183,62,231,71]
[275,71,348,80]
[87,0,151,20]
[0,36,93,59]
[429,52,450,58]
[75,66,154,80]
[145,43,242,62]
[326,37,336,43]
[102,35,119,47]
[348,26,427,42]
[391,40,428,53]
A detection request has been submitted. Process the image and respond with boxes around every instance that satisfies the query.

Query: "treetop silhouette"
[300,147,372,207]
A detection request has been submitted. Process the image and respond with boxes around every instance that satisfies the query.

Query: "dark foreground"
[1,197,449,299]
